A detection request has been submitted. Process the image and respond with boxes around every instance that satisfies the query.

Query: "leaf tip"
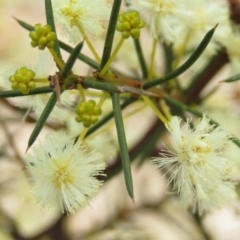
[25,145,29,153]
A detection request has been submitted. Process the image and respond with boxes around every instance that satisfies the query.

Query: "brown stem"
[229,0,240,23]
[185,51,229,103]
[0,115,31,178]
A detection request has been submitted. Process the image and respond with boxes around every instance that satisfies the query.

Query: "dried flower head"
[26,132,107,214]
[152,115,236,214]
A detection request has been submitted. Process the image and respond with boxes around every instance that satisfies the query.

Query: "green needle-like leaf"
[14,18,34,31]
[0,87,53,98]
[61,42,84,79]
[133,39,148,78]
[59,41,99,69]
[99,0,122,70]
[220,73,240,83]
[111,93,134,200]
[86,97,134,136]
[81,79,119,92]
[27,92,57,150]
[143,25,217,89]
[45,0,61,58]
[162,43,173,74]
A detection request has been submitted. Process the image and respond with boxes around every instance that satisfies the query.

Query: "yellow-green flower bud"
[28,81,36,89]
[88,99,96,105]
[122,31,130,39]
[20,67,28,74]
[35,23,44,34]
[9,67,36,94]
[29,31,38,41]
[130,11,139,18]
[15,74,22,82]
[82,114,90,122]
[27,70,35,79]
[122,22,131,31]
[46,32,56,41]
[31,41,39,48]
[131,18,140,28]
[9,76,15,83]
[29,23,56,50]
[75,115,82,122]
[91,116,99,124]
[83,122,91,128]
[22,75,30,83]
[46,42,55,49]
[93,106,102,115]
[116,10,145,39]
[39,36,47,45]
[75,100,102,127]
[130,28,140,39]
[11,82,19,90]
[43,25,52,34]
[19,83,27,92]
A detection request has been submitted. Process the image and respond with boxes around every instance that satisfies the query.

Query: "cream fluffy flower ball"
[52,0,111,43]
[135,0,191,41]
[152,115,236,214]
[26,132,107,214]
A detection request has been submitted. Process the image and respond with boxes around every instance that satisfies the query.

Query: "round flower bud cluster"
[9,67,36,94]
[29,24,56,50]
[75,100,102,127]
[116,10,145,39]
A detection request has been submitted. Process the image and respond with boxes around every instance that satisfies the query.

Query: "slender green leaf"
[143,25,217,89]
[111,93,134,199]
[221,73,240,83]
[59,41,99,69]
[27,92,57,149]
[45,0,61,58]
[162,43,173,74]
[82,79,119,92]
[0,87,52,98]
[14,18,34,31]
[99,0,122,70]
[61,42,84,79]
[133,39,148,78]
[86,97,134,136]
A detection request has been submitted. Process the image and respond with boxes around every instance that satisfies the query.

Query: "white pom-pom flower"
[135,0,191,42]
[52,0,111,43]
[26,132,107,215]
[152,115,237,214]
